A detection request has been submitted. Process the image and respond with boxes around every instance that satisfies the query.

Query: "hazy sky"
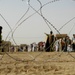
[0,0,75,45]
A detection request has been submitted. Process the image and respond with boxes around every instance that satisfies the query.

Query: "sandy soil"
[0,52,75,75]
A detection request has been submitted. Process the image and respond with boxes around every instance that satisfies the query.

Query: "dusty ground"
[0,52,75,75]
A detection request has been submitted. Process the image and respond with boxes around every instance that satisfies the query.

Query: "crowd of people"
[9,31,75,52]
[1,26,75,52]
[45,31,75,52]
[2,30,75,52]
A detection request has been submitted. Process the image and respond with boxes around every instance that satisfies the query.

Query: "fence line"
[0,0,75,64]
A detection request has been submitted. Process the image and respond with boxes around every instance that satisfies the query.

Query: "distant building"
[56,34,68,39]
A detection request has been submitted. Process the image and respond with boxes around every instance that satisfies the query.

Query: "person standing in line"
[64,36,71,52]
[72,34,75,51]
[0,26,2,43]
[54,37,59,52]
[0,26,3,52]
[30,44,33,52]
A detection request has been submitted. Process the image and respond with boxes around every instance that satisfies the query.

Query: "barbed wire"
[68,24,75,35]
[0,14,12,41]
[59,17,75,31]
[0,0,75,64]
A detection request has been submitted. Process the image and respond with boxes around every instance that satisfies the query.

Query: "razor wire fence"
[0,0,75,63]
